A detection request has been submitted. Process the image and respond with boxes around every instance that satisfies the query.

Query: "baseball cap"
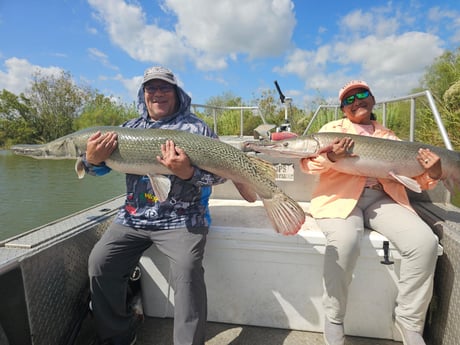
[338,80,370,102]
[143,66,177,85]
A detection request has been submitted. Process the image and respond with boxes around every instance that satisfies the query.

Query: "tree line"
[1,47,459,149]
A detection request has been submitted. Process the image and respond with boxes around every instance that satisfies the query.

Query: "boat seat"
[139,199,442,341]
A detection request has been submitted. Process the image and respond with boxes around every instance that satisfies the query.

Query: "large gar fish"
[11,126,305,235]
[245,132,460,193]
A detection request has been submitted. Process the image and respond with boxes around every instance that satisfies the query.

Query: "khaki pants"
[316,188,438,333]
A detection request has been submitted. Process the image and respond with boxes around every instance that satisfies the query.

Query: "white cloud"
[165,0,295,58]
[0,58,63,95]
[86,26,98,35]
[276,4,447,105]
[338,6,404,39]
[427,6,456,22]
[331,31,444,99]
[334,32,443,75]
[340,9,376,34]
[88,47,119,70]
[273,48,324,78]
[427,6,460,43]
[88,0,189,67]
[88,0,296,71]
[114,73,142,101]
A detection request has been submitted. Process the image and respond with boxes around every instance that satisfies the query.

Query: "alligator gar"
[244,132,460,193]
[11,126,306,235]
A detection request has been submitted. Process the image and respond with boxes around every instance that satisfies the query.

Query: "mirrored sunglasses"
[341,90,371,106]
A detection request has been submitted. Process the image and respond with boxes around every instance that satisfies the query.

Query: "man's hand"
[157,140,195,180]
[86,131,118,165]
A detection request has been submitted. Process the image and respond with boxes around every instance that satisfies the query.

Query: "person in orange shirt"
[300,80,442,345]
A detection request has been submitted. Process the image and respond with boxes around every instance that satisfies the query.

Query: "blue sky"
[1,0,459,109]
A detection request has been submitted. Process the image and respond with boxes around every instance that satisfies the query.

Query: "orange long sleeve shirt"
[300,118,438,219]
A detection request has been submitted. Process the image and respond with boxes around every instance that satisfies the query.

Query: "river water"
[0,150,125,241]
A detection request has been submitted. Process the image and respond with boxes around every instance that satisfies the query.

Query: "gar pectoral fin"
[75,157,86,179]
[389,171,422,193]
[147,174,171,202]
[262,192,305,235]
[233,181,258,203]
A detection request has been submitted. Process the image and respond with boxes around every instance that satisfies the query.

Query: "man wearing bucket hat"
[82,66,227,345]
[300,80,442,345]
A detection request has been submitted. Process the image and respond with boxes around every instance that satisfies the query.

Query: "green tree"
[252,88,289,131]
[252,88,308,135]
[199,88,309,136]
[75,94,137,129]
[0,89,36,147]
[422,48,460,101]
[420,47,460,148]
[27,70,92,142]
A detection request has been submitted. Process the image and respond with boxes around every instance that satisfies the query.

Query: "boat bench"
[139,199,443,341]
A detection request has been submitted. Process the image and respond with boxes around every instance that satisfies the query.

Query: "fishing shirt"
[300,118,439,219]
[83,84,226,231]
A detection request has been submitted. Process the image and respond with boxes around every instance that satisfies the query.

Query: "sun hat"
[338,80,370,102]
[143,66,177,85]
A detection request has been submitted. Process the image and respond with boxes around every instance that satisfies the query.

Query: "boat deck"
[1,190,457,345]
[76,314,403,345]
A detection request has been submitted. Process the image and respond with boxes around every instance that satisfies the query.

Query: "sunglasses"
[144,85,175,93]
[341,90,371,106]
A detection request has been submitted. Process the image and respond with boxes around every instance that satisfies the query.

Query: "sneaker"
[323,317,345,345]
[395,320,426,345]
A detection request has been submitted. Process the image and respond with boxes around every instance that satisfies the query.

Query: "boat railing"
[302,90,454,150]
[191,103,265,137]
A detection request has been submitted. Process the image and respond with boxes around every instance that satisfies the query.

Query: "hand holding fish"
[417,148,442,180]
[244,132,460,194]
[86,131,118,165]
[327,137,354,162]
[157,139,195,180]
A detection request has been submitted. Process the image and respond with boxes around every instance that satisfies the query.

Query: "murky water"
[0,150,125,241]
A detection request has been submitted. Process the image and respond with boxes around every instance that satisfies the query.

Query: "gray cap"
[143,66,177,85]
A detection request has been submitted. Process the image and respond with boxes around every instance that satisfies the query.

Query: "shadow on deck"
[77,315,403,345]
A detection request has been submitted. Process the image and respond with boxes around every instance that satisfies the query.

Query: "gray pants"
[316,188,439,333]
[88,223,208,345]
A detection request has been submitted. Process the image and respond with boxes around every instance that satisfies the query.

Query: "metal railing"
[191,104,265,137]
[302,90,453,150]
